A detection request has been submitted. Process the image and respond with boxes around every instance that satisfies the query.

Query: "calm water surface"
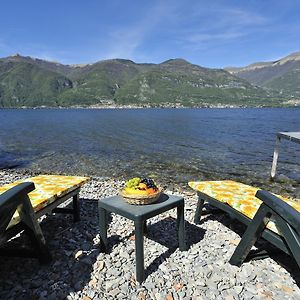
[0,108,299,184]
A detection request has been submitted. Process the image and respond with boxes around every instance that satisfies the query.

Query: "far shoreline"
[1,104,300,110]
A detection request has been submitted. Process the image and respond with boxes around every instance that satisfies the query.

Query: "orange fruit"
[138,183,147,190]
[147,188,156,194]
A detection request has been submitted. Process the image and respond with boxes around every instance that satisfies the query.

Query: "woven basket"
[120,188,162,205]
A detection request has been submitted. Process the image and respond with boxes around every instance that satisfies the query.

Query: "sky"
[1,0,300,68]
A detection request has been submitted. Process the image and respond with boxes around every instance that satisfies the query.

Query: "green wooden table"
[98,193,187,283]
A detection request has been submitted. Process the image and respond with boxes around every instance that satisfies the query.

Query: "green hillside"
[0,54,72,76]
[115,59,282,106]
[0,54,290,108]
[58,59,146,106]
[264,63,300,98]
[0,58,72,107]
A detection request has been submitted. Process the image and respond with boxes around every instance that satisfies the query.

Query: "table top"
[98,193,184,221]
[278,132,300,144]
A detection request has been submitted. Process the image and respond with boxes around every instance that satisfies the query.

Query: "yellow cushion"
[188,180,300,234]
[1,175,90,227]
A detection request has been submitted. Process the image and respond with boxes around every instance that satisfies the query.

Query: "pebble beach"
[0,169,299,300]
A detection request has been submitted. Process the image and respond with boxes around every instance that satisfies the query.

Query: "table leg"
[143,220,148,235]
[98,207,108,253]
[134,219,144,283]
[271,135,281,180]
[177,203,187,251]
[73,193,80,222]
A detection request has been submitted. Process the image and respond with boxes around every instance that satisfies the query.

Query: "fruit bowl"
[120,177,162,205]
[120,187,162,205]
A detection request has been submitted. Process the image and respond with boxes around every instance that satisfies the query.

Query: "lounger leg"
[24,224,52,264]
[229,205,270,266]
[98,207,108,253]
[177,203,187,251]
[134,219,144,283]
[275,216,300,268]
[194,197,205,224]
[19,197,52,263]
[73,193,80,222]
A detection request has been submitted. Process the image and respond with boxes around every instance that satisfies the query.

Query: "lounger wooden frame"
[194,190,300,268]
[0,181,81,263]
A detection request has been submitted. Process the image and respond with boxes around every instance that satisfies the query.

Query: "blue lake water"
[0,108,299,185]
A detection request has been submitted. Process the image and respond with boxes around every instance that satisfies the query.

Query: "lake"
[0,108,299,185]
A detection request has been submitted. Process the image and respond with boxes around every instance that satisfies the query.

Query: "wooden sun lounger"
[189,180,300,268]
[0,175,89,263]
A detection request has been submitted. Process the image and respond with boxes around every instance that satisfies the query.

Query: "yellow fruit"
[124,187,135,193]
[124,187,148,195]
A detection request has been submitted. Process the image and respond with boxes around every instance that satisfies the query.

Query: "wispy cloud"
[103,28,143,60]
[215,8,267,26]
[186,32,245,43]
[1,0,289,67]
[174,4,268,50]
[101,1,178,60]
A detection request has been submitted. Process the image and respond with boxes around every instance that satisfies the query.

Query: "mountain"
[115,59,279,107]
[0,54,289,108]
[0,54,73,107]
[226,52,300,99]
[58,59,152,106]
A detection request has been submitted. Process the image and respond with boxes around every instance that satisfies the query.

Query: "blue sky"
[1,0,300,67]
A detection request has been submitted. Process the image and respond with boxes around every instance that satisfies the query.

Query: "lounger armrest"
[255,190,300,233]
[0,182,35,207]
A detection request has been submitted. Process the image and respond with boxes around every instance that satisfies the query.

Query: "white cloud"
[175,4,268,50]
[0,1,275,65]
[214,8,267,27]
[103,28,143,59]
[186,32,245,43]
[101,1,178,60]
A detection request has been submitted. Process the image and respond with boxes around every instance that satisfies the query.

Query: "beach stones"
[0,169,299,299]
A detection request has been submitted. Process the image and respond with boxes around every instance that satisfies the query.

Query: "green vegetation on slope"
[264,63,300,98]
[0,54,290,108]
[59,59,143,104]
[115,60,282,106]
[0,59,72,107]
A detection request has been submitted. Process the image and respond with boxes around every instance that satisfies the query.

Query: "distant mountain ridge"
[0,53,295,108]
[227,52,300,73]
[225,52,300,99]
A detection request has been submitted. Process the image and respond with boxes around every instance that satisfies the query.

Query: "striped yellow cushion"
[1,175,90,227]
[188,180,300,234]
